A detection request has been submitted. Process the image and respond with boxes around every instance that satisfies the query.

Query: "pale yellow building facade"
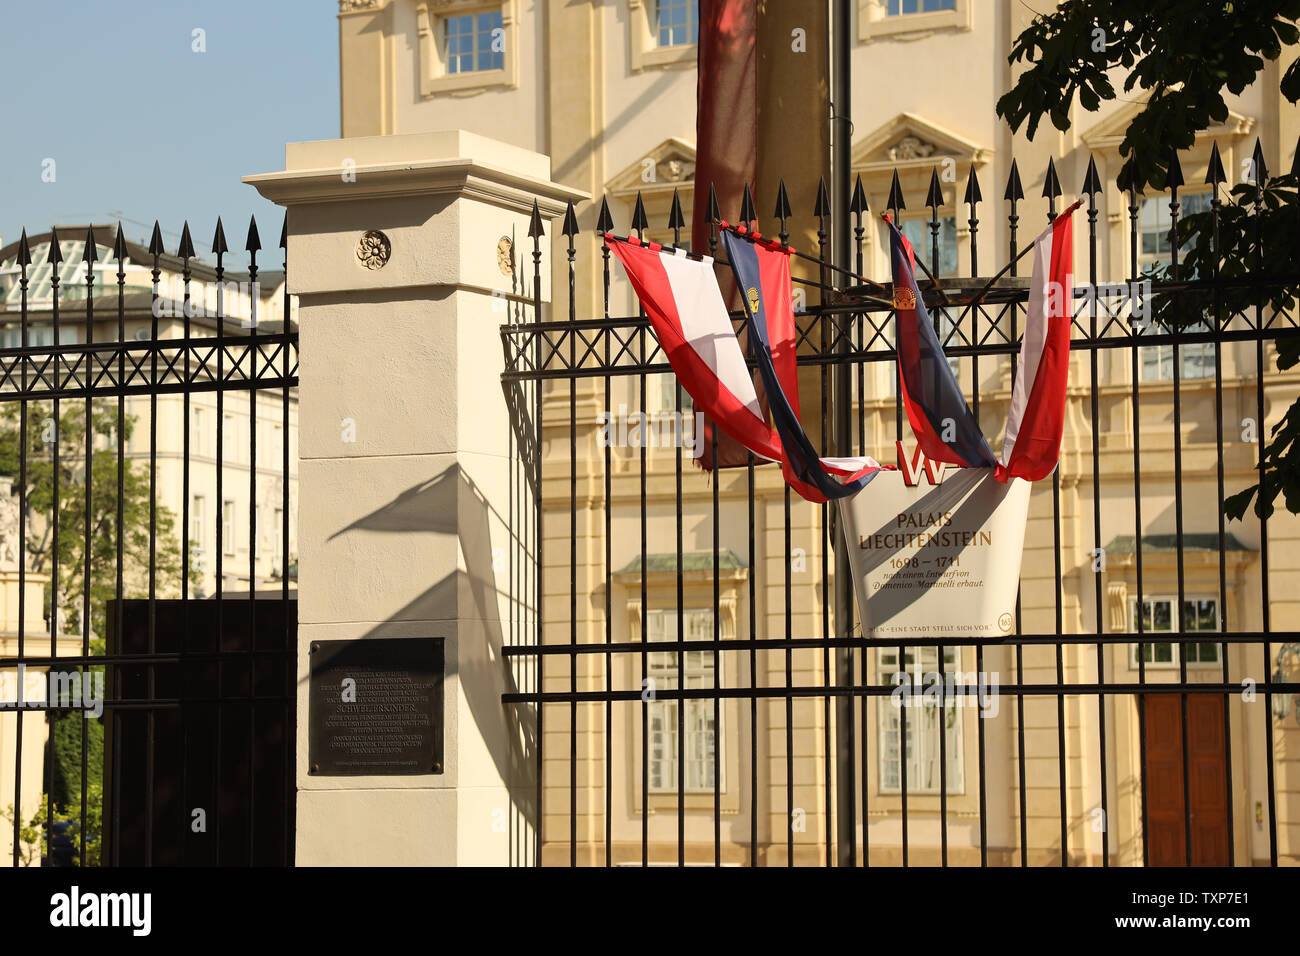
[337,0,1300,865]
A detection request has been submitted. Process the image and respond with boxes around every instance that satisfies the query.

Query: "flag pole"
[830,0,857,868]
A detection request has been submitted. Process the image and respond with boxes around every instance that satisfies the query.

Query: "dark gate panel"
[104,597,296,866]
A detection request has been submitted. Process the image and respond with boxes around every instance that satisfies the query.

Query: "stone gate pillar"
[246,131,583,865]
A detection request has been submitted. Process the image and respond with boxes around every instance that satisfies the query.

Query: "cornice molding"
[338,0,391,14]
[1083,101,1256,151]
[852,112,990,174]
[244,158,587,217]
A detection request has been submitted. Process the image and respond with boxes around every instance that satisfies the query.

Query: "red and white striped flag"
[997,201,1080,482]
[606,233,884,503]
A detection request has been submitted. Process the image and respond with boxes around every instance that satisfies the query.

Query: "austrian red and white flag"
[606,236,784,463]
[997,202,1080,482]
[605,233,884,503]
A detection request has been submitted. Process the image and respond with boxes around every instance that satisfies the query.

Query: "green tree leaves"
[997,0,1300,521]
[997,1,1300,190]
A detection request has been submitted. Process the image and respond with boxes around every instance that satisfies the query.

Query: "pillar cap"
[244,130,587,216]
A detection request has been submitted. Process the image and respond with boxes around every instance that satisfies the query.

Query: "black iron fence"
[501,140,1300,866]
[0,218,298,866]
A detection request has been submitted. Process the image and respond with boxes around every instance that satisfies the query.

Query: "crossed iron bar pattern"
[502,137,1300,381]
[0,334,300,403]
[501,291,1297,382]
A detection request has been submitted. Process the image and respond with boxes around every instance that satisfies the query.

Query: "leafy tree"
[996,0,1300,519]
[0,403,189,815]
[0,402,186,641]
[1,782,103,866]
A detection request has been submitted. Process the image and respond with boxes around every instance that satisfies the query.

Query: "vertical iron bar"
[1253,155,1278,866]
[706,205,723,868]
[213,229,226,863]
[114,229,127,863]
[748,451,757,865]
[830,0,855,867]
[671,196,685,868]
[1169,163,1194,868]
[818,194,833,869]
[1127,177,1151,867]
[81,236,95,864]
[13,239,28,866]
[600,210,613,866]
[1084,168,1109,867]
[635,206,648,868]
[145,233,158,865]
[179,229,192,865]
[1208,171,1236,865]
[530,203,544,867]
[281,222,294,866]
[566,211,578,867]
[852,189,869,868]
[247,228,260,866]
[1008,232,1026,866]
[784,482,793,868]
[47,232,63,862]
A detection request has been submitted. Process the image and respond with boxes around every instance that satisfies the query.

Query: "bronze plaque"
[308,638,444,775]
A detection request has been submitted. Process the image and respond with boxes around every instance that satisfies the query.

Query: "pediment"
[1082,100,1255,151]
[607,137,697,199]
[852,113,990,173]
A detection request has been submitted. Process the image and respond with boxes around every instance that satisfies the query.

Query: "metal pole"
[830,0,856,867]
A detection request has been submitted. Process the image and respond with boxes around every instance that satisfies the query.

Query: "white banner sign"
[837,445,1031,639]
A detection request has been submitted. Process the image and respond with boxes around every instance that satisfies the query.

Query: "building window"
[1130,596,1220,668]
[192,406,206,456]
[222,500,236,556]
[655,0,699,47]
[1138,192,1213,270]
[1138,192,1214,381]
[653,373,679,414]
[0,324,72,348]
[415,2,518,96]
[887,0,956,14]
[271,507,285,577]
[223,414,237,462]
[878,646,964,794]
[629,0,697,71]
[444,10,504,74]
[899,216,958,277]
[190,495,205,553]
[1141,334,1214,381]
[646,608,719,793]
[860,0,971,41]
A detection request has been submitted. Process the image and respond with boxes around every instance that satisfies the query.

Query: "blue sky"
[0,1,339,269]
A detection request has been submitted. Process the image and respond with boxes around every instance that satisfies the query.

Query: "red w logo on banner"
[895,441,947,487]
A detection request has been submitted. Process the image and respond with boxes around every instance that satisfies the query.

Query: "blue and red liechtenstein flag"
[719,229,882,500]
[887,221,998,470]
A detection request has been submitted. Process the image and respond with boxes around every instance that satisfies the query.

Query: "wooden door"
[1142,693,1230,866]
